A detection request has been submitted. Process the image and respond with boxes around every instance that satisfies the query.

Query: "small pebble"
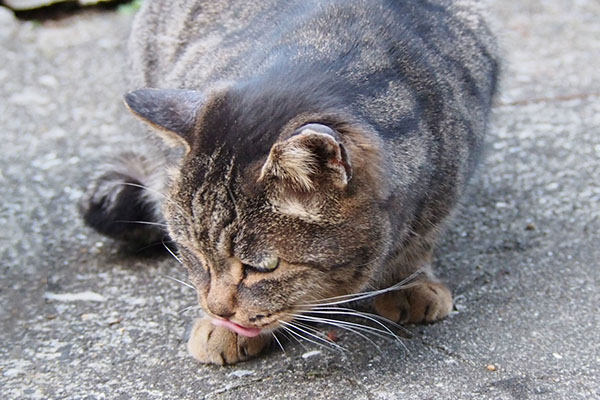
[38,74,59,88]
[486,364,497,371]
[108,317,123,326]
[302,350,322,359]
[495,202,509,209]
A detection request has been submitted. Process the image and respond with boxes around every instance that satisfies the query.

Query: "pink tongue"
[211,318,262,337]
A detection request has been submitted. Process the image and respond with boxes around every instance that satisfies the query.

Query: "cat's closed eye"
[243,256,280,273]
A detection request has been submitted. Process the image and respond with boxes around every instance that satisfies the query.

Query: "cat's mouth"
[211,318,262,337]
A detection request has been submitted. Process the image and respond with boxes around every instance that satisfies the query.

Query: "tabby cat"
[81,0,498,364]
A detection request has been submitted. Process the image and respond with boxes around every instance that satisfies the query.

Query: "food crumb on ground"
[326,330,338,342]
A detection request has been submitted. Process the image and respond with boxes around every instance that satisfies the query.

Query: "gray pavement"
[1,1,599,399]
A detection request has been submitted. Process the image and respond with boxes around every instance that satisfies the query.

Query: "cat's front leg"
[373,280,453,324]
[187,318,271,365]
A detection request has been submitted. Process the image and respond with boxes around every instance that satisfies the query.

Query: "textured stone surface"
[1,1,599,399]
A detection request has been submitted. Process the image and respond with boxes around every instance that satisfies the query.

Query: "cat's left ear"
[124,88,204,150]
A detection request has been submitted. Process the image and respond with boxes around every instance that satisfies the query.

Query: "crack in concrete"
[203,374,274,399]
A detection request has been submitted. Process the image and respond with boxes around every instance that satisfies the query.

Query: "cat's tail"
[79,151,169,250]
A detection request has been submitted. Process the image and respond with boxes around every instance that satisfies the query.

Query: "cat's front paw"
[187,318,271,365]
[373,281,453,324]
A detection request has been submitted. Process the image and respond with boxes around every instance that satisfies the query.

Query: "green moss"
[118,0,142,15]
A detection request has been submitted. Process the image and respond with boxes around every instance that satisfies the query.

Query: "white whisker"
[162,274,195,290]
[291,313,393,341]
[299,269,425,307]
[279,325,308,351]
[280,321,345,353]
[297,308,409,351]
[290,314,382,352]
[178,304,202,314]
[279,325,314,350]
[304,307,409,334]
[281,323,334,352]
[134,240,172,253]
[291,320,347,352]
[119,182,187,215]
[115,220,169,228]
[120,181,167,200]
[271,332,286,355]
[162,240,183,264]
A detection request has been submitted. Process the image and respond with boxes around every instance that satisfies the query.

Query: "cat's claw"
[187,318,271,365]
[373,281,453,324]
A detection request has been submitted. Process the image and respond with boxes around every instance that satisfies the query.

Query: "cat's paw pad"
[374,281,453,324]
[187,318,270,365]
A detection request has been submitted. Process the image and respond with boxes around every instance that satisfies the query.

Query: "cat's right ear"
[124,89,204,151]
[259,123,352,191]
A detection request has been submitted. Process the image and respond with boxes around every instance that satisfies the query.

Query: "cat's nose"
[207,303,235,319]
[206,287,236,319]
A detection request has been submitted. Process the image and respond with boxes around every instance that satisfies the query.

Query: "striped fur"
[81,0,499,364]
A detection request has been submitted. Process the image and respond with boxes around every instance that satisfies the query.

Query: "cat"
[81,0,498,365]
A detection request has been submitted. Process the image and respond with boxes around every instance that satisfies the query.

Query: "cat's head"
[125,87,390,334]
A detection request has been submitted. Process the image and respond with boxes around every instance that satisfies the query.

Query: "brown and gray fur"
[81,0,499,364]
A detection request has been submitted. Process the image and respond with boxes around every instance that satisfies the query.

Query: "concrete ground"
[0,0,598,399]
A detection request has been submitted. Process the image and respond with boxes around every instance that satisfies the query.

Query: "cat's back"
[128,0,497,99]
[127,0,295,89]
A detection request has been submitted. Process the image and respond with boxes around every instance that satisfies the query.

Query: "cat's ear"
[124,88,204,150]
[259,123,352,191]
